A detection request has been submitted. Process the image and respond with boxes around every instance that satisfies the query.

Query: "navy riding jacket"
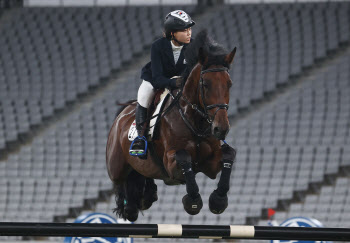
[140,37,193,89]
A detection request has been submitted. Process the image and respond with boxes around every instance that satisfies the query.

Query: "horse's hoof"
[124,205,139,222]
[209,190,228,214]
[140,192,158,210]
[182,194,203,215]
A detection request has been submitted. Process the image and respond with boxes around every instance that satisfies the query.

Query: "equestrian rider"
[129,10,195,158]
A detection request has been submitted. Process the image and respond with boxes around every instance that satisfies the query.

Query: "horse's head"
[196,46,236,140]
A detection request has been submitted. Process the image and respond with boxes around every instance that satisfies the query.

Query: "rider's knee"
[175,150,192,172]
[138,80,156,108]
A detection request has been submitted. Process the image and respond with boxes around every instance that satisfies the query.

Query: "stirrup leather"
[129,136,148,156]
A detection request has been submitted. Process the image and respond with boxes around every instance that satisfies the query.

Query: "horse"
[106,30,237,222]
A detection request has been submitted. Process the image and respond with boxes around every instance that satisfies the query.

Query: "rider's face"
[173,27,192,44]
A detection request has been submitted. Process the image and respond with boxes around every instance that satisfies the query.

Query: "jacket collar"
[170,40,184,52]
[164,38,187,67]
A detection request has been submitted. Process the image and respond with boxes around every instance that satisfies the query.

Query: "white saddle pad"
[128,89,170,141]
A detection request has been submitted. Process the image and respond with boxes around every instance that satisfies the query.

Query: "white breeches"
[137,80,156,108]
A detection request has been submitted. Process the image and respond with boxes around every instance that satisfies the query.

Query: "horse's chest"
[194,142,217,164]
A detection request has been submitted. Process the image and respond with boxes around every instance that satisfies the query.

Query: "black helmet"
[164,10,195,33]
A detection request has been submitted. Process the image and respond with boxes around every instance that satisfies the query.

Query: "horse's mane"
[182,29,229,82]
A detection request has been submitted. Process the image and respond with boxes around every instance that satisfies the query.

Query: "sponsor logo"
[64,213,133,243]
[270,217,331,243]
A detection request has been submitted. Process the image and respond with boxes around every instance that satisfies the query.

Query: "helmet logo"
[170,10,189,22]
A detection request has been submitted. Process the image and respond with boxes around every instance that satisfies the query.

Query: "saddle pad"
[128,89,170,141]
[128,120,138,141]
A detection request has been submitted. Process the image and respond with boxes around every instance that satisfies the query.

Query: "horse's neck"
[181,63,209,129]
[180,63,212,138]
[183,63,201,104]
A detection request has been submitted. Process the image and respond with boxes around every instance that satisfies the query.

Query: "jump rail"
[0,223,350,241]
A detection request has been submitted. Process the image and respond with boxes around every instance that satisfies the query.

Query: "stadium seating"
[0,2,349,242]
[0,5,196,152]
[0,0,22,10]
[271,177,350,228]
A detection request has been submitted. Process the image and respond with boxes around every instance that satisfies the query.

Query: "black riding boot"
[129,103,148,159]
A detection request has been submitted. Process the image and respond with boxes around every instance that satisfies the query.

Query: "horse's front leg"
[175,149,203,215]
[209,143,236,214]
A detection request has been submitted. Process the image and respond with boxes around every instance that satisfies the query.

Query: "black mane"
[182,29,229,82]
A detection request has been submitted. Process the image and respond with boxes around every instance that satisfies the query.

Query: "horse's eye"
[228,80,233,88]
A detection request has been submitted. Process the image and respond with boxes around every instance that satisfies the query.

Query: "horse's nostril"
[214,127,219,133]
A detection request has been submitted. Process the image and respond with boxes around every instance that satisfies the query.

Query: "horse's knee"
[175,149,192,172]
[175,149,191,162]
[221,144,236,162]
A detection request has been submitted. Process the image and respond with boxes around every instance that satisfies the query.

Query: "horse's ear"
[198,47,208,65]
[225,47,237,65]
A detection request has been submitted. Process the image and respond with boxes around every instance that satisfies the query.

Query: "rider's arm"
[151,43,177,89]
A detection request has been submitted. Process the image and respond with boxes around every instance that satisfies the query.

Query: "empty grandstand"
[0,1,349,242]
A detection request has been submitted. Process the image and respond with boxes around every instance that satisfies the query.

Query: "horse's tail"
[113,183,127,219]
[112,170,146,221]
[115,99,137,119]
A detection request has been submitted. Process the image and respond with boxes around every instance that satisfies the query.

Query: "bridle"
[199,67,230,122]
[177,66,229,138]
[143,66,230,138]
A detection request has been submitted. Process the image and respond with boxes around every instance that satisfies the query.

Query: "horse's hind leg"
[140,178,158,210]
[113,170,145,222]
[125,170,147,221]
[209,144,236,214]
[175,150,203,215]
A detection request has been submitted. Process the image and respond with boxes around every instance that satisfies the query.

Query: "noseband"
[177,66,229,138]
[199,67,229,123]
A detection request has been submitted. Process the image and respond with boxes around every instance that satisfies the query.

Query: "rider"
[129,10,195,158]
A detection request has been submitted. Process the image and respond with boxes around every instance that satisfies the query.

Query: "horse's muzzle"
[211,109,230,140]
[213,126,229,140]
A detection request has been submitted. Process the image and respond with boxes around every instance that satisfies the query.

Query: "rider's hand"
[170,76,183,89]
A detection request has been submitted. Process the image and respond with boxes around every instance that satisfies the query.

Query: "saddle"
[128,89,170,142]
[148,88,171,140]
[149,89,166,115]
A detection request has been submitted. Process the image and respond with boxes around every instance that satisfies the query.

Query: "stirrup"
[129,136,148,157]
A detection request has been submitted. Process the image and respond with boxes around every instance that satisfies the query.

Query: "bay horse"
[106,30,237,222]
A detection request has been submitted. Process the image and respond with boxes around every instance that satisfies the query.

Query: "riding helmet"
[164,10,195,33]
